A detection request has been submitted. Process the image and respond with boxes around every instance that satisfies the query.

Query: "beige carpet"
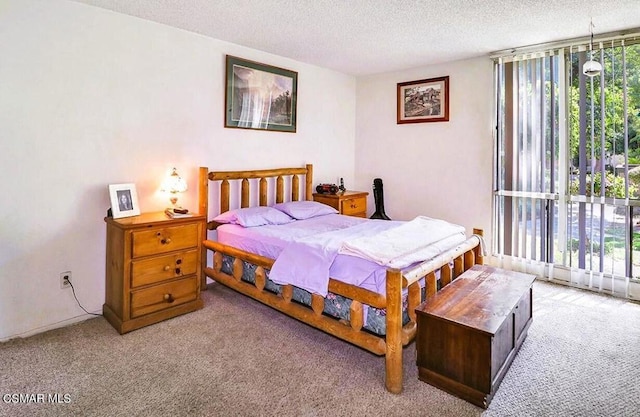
[1,279,639,417]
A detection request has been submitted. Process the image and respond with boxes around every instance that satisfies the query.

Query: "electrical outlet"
[60,271,71,289]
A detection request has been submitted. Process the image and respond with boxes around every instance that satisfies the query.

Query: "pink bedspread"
[217,214,393,295]
[216,214,465,297]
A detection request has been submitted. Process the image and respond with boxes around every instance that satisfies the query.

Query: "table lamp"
[161,167,188,210]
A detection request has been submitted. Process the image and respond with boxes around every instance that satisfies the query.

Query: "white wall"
[354,58,494,246]
[0,0,356,340]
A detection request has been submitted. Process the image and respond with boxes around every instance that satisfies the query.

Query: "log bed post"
[472,228,485,265]
[305,164,313,200]
[198,167,209,217]
[292,175,300,201]
[199,167,209,291]
[385,268,404,394]
[276,176,284,203]
[259,178,268,206]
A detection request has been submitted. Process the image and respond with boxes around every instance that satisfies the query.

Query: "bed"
[198,164,484,393]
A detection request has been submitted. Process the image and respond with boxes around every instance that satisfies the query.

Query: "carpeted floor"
[1,279,639,417]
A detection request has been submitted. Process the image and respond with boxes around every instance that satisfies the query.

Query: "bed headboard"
[198,164,313,230]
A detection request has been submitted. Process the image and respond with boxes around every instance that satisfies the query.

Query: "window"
[494,33,640,297]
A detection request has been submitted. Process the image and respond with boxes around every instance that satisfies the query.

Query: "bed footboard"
[202,231,484,394]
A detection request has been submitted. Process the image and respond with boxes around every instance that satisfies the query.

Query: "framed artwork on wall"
[108,183,140,219]
[397,76,449,124]
[224,55,298,132]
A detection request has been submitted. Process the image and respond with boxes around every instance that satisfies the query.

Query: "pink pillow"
[212,206,293,227]
[273,201,338,220]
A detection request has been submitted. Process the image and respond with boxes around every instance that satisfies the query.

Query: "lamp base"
[164,207,192,218]
[166,207,189,214]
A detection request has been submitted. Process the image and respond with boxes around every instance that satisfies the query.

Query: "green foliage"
[628,166,640,193]
[569,237,615,254]
[589,240,616,255]
[634,233,640,251]
[568,44,640,167]
[569,172,636,197]
[568,238,579,252]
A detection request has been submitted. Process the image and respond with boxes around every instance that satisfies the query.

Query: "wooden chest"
[415,265,535,408]
[103,212,205,334]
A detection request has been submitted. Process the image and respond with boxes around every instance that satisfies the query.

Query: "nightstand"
[313,191,369,218]
[103,212,205,334]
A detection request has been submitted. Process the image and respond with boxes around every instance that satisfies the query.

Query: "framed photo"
[108,183,140,219]
[397,76,449,124]
[225,55,297,132]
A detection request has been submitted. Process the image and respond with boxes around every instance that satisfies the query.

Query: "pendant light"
[583,19,602,77]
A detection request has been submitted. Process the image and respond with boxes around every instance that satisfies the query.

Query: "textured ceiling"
[73,0,640,76]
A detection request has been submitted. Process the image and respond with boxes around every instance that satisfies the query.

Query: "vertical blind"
[493,31,640,298]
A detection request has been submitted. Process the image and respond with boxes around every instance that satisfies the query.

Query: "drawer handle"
[175,268,181,275]
[164,293,175,303]
[176,259,182,265]
[351,204,357,208]
[163,265,171,271]
[160,238,172,244]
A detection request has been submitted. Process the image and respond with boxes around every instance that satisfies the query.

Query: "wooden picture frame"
[397,76,449,124]
[108,183,140,219]
[224,55,298,132]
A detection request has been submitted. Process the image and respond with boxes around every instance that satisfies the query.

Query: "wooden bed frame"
[198,164,484,393]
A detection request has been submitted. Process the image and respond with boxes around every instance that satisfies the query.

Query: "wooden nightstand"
[313,191,368,218]
[103,212,205,334]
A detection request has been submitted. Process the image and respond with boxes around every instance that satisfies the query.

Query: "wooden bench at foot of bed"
[198,164,484,394]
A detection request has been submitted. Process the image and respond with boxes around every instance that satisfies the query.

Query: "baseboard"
[489,255,640,301]
[629,280,640,301]
[0,311,101,343]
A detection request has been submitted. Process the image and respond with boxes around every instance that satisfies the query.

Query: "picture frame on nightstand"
[108,183,140,219]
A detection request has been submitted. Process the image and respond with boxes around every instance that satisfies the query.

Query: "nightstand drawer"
[342,197,366,217]
[130,276,198,318]
[312,195,339,211]
[313,191,368,218]
[131,249,198,288]
[132,223,199,258]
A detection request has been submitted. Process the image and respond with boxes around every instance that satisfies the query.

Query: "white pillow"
[212,206,293,227]
[272,201,338,220]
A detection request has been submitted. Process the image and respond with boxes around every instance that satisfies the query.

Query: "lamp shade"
[161,168,188,194]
